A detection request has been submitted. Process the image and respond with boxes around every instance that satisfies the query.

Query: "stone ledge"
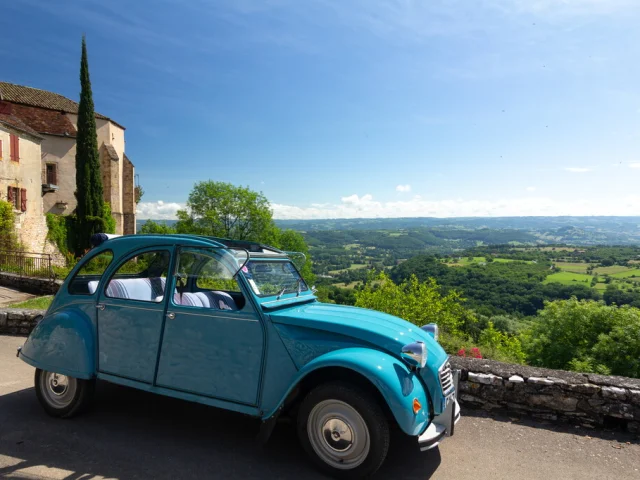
[450,357,640,433]
[0,308,46,335]
[0,272,62,296]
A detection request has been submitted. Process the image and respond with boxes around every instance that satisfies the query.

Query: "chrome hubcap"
[323,418,353,451]
[307,400,370,470]
[40,371,77,409]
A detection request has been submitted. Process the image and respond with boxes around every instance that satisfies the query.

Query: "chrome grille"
[439,362,454,395]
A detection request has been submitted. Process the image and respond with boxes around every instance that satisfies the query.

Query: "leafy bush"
[355,271,474,335]
[523,298,640,377]
[0,200,20,251]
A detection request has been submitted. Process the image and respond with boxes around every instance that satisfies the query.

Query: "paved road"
[1,335,639,479]
[0,287,34,307]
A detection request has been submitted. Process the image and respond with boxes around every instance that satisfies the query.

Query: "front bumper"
[418,369,461,452]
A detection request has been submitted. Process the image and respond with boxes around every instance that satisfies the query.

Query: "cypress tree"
[74,36,104,254]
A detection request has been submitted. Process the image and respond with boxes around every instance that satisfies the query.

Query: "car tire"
[297,381,390,479]
[34,369,95,418]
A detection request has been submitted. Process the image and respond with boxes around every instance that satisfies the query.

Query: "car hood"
[269,302,448,370]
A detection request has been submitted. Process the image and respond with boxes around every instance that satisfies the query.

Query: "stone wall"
[0,272,61,295]
[0,308,45,335]
[450,357,640,433]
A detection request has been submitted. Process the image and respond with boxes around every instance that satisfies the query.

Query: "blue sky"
[2,0,640,219]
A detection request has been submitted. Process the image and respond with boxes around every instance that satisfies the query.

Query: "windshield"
[242,260,308,297]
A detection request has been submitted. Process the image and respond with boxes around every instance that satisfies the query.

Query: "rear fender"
[264,347,430,436]
[19,309,95,380]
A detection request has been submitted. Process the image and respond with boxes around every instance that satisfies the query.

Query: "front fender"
[19,309,95,380]
[265,347,430,436]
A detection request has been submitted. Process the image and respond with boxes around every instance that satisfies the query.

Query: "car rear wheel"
[35,369,95,418]
[297,381,390,478]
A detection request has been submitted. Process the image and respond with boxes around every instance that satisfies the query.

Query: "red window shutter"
[20,188,27,212]
[7,186,13,204]
[0,139,3,158]
[10,134,19,161]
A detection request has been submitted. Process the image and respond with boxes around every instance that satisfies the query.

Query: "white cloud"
[271,193,640,219]
[137,201,185,220]
[526,186,536,192]
[564,167,593,173]
[629,162,640,169]
[396,184,412,192]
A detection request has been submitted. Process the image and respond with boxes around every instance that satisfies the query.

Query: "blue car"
[18,234,459,478]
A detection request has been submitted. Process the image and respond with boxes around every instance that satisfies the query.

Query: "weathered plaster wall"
[0,125,49,253]
[122,155,135,234]
[41,135,76,214]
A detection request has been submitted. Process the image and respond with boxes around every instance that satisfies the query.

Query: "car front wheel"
[34,369,94,418]
[297,381,390,478]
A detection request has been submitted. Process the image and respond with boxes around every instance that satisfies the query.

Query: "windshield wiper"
[276,287,287,300]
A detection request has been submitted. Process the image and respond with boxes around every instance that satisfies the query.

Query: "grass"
[328,263,369,275]
[554,262,590,273]
[609,269,640,279]
[593,265,631,275]
[543,272,592,285]
[8,296,53,309]
[448,256,534,267]
[334,281,362,289]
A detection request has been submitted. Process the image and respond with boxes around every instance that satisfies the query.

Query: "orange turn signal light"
[412,398,422,415]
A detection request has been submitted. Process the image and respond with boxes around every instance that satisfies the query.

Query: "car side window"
[68,251,114,295]
[105,250,171,303]
[173,250,243,311]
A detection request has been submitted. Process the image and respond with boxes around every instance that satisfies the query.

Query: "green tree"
[276,229,315,284]
[139,219,177,234]
[478,322,526,364]
[74,36,106,254]
[522,298,640,375]
[175,181,277,242]
[0,201,20,251]
[354,271,473,335]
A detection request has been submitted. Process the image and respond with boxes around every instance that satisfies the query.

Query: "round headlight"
[401,341,427,368]
[421,323,439,341]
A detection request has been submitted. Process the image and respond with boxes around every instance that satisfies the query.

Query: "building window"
[7,187,26,212]
[46,163,57,185]
[0,139,3,159]
[10,134,19,162]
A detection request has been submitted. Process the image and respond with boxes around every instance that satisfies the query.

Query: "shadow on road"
[0,381,441,479]
[461,407,639,445]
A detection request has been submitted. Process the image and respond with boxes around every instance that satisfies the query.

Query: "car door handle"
[166,312,176,320]
[96,303,106,311]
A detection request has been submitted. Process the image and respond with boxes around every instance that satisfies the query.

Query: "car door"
[97,247,173,383]
[155,247,264,405]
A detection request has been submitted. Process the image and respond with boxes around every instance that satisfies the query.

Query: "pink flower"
[457,348,466,357]
[470,347,483,359]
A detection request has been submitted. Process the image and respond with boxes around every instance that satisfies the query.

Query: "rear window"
[68,251,114,295]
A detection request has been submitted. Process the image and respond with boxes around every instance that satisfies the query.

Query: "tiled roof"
[8,102,77,137]
[0,112,43,139]
[0,81,124,128]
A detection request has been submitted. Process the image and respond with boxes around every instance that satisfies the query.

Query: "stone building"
[0,81,136,239]
[0,111,50,253]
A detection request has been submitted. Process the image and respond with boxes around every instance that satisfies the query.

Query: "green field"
[544,272,592,286]
[328,263,369,275]
[593,265,631,275]
[554,262,590,273]
[609,269,640,279]
[448,256,533,267]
